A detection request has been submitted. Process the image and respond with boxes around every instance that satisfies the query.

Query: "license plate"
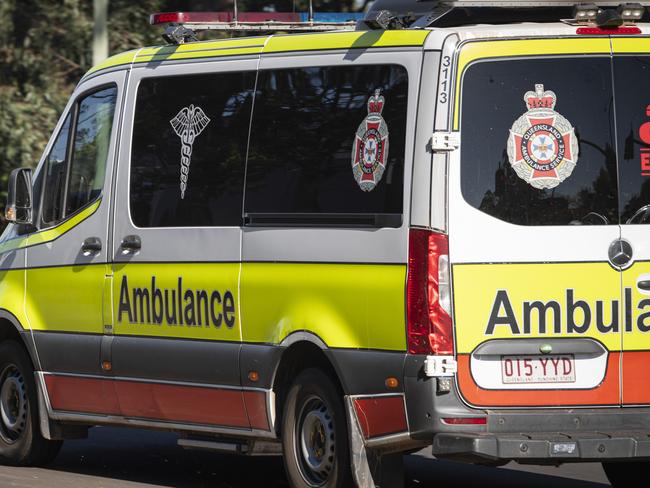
[501,354,576,384]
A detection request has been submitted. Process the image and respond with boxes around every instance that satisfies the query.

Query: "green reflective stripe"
[84,30,429,78]
[0,236,30,255]
[263,30,429,53]
[0,199,102,255]
[85,49,139,76]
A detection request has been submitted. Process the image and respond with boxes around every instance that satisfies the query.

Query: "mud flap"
[345,396,405,488]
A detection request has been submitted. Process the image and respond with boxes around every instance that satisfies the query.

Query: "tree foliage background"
[0,0,360,202]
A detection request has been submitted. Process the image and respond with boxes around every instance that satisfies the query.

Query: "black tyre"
[281,368,353,488]
[0,341,62,466]
[602,461,650,487]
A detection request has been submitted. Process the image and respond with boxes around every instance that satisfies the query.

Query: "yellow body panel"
[241,263,406,350]
[453,263,622,354]
[26,264,108,334]
[112,263,241,342]
[453,38,611,129]
[0,267,28,329]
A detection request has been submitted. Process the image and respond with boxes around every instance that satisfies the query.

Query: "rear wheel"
[0,341,62,466]
[281,368,353,488]
[602,461,650,487]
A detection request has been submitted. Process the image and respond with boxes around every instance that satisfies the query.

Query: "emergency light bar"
[150,10,363,44]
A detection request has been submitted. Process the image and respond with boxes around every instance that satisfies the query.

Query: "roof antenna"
[308,0,314,24]
[234,0,239,25]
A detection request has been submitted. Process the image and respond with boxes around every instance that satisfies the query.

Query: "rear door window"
[460,57,618,226]
[613,56,650,224]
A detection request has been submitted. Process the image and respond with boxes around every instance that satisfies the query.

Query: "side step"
[178,437,282,456]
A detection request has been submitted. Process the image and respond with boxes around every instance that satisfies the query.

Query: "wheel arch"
[0,309,39,371]
[271,332,349,436]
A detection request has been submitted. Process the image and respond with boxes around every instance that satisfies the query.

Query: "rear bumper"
[403,355,650,462]
[433,431,650,462]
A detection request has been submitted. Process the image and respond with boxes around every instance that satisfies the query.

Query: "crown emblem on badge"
[367,90,385,114]
[506,84,579,190]
[351,89,390,192]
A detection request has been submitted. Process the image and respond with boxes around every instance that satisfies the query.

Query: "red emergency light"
[150,11,303,25]
[576,25,642,33]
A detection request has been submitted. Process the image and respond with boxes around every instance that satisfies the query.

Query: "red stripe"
[46,375,262,429]
[353,395,407,439]
[243,390,270,431]
[45,375,120,415]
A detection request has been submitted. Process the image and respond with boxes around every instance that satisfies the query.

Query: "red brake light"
[576,26,641,35]
[407,229,453,355]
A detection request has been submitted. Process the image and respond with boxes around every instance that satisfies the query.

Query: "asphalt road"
[0,427,611,488]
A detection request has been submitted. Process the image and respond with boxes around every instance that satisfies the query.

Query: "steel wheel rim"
[295,395,336,487]
[0,365,27,443]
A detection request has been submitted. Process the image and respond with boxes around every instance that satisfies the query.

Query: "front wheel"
[602,461,650,487]
[0,341,62,466]
[281,368,353,488]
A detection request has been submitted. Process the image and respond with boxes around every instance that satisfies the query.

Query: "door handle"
[81,236,102,254]
[120,235,141,253]
[639,280,650,291]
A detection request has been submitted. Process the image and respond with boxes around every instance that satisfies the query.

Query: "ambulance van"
[1,1,650,486]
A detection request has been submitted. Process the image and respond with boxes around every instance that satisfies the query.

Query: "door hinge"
[424,355,457,377]
[431,131,460,152]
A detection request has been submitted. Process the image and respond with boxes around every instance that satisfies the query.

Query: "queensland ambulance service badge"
[507,84,579,189]
[352,89,389,192]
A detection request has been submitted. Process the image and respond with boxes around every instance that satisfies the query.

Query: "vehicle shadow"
[41,427,611,488]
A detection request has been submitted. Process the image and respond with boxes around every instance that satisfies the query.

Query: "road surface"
[0,427,611,487]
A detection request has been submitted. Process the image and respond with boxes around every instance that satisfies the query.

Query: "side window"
[66,88,117,216]
[41,114,71,224]
[460,57,618,226]
[40,85,117,226]
[613,56,650,224]
[129,71,255,228]
[244,64,408,226]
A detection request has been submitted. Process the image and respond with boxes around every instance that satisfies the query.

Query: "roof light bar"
[150,11,363,40]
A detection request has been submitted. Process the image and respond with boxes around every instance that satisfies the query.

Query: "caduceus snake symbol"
[170,104,211,199]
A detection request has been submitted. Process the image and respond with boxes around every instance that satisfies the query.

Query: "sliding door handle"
[81,236,102,254]
[121,235,141,253]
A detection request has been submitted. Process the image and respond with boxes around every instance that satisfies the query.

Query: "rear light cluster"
[406,229,453,356]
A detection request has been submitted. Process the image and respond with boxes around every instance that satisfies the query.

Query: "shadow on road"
[36,427,611,488]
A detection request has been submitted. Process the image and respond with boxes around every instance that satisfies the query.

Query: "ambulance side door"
[110,60,255,429]
[26,71,124,414]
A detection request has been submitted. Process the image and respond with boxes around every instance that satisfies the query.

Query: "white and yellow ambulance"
[1,1,650,486]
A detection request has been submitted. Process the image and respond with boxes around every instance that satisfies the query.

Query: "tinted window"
[244,65,408,224]
[42,114,71,224]
[460,57,618,226]
[614,56,650,224]
[130,72,255,228]
[66,87,117,215]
